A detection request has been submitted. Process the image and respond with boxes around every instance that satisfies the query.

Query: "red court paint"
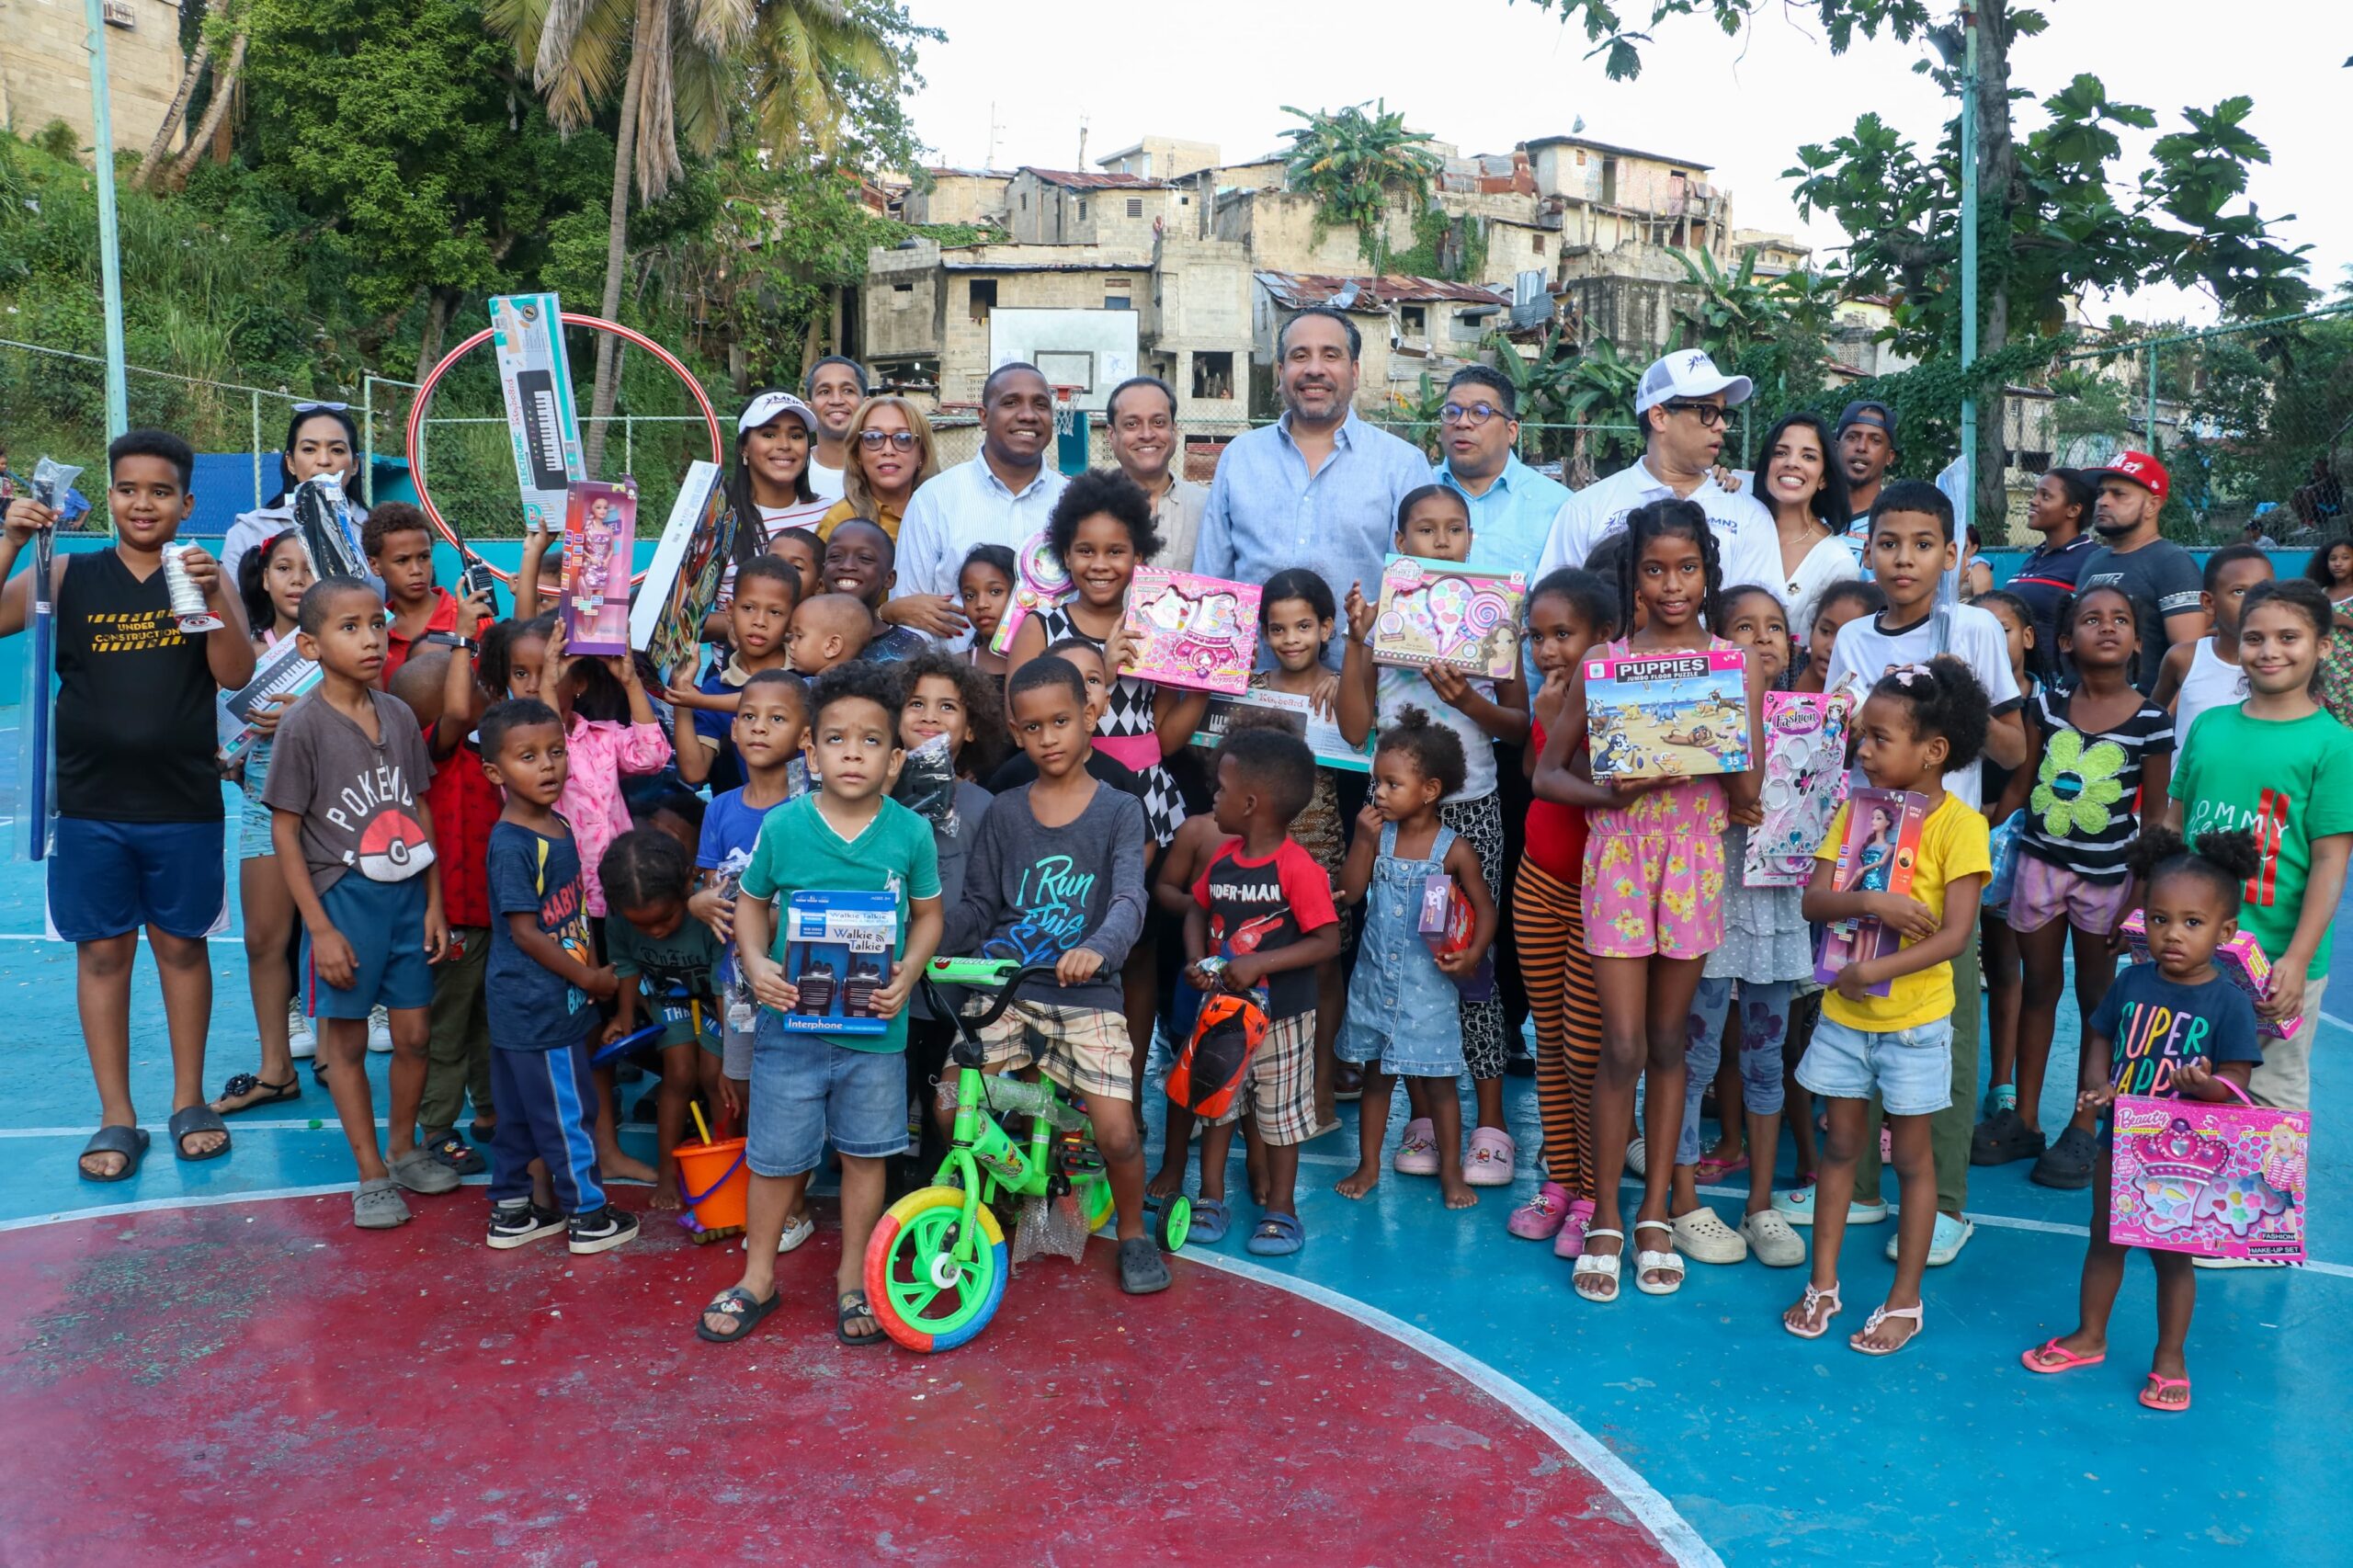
[0,1197,1678,1565]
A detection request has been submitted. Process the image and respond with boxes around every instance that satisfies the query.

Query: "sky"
[898,0,2348,325]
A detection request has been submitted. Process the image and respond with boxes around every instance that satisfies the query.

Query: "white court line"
[1187,1249,1724,1568]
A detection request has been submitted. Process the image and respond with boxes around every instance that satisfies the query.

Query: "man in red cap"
[2075,450,2207,696]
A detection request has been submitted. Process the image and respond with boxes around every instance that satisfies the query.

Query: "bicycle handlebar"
[921,959,1063,1039]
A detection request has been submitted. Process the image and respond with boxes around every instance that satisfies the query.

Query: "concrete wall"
[1215,188,1416,275]
[1098,137,1220,180]
[863,241,949,362]
[1146,236,1254,425]
[2,0,183,157]
[1006,175,1182,247]
[904,173,1010,228]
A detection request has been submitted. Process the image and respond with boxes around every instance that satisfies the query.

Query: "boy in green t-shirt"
[696,663,943,1348]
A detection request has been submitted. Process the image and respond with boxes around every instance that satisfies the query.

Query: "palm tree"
[486,0,892,469]
[1278,100,1442,273]
[1558,336,1643,487]
[137,0,250,192]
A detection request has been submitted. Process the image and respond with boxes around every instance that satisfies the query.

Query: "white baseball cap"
[1633,349,1755,415]
[736,390,817,437]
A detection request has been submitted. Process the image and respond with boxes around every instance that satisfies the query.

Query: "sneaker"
[568,1205,640,1255]
[1971,1107,2046,1166]
[1671,1205,1748,1264]
[352,1177,412,1230]
[1507,1181,1572,1241]
[367,1005,393,1054]
[2030,1125,2099,1189]
[288,1004,316,1061]
[1772,1183,1889,1227]
[1886,1210,1975,1267]
[775,1210,816,1254]
[487,1199,566,1249]
[1740,1208,1807,1267]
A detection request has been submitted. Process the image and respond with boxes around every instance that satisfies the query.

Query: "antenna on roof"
[1078,115,1090,171]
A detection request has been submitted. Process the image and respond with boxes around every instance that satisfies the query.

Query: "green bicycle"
[862,958,1190,1352]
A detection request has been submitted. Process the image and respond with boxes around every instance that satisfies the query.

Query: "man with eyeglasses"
[1197,307,1430,664]
[1431,366,1569,580]
[1104,376,1207,572]
[802,357,868,503]
[1533,349,1780,603]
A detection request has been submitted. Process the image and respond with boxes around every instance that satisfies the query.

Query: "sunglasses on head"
[291,401,350,415]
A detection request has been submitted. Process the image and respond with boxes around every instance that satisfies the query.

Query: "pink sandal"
[1694,1152,1749,1182]
[2137,1373,2191,1412]
[1392,1118,1440,1176]
[1465,1127,1518,1187]
[1508,1181,1571,1240]
[2020,1338,2106,1375]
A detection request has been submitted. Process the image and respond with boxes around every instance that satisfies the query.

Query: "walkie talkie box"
[780,892,898,1036]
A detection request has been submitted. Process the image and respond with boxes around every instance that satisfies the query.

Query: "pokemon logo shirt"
[261,687,438,892]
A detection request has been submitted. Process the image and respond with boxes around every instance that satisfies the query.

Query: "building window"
[1127,198,1144,218]
[1019,193,1028,210]
[1532,233,1546,254]
[1078,199,1089,221]
[1192,351,1235,401]
[1450,312,1486,342]
[968,278,996,323]
[1105,285,1131,311]
[1399,305,1427,335]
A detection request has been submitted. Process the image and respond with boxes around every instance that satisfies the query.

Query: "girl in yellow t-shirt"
[1788,657,1994,1356]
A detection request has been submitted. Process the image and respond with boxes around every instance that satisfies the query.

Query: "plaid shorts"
[972,999,1135,1103]
[1206,1008,1318,1145]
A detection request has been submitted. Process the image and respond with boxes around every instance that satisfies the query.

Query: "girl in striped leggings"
[1506,570,1618,1256]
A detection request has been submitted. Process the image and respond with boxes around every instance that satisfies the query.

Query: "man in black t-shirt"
[0,430,256,1180]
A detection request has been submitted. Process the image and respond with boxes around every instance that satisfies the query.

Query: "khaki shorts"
[972,998,1135,1103]
[1206,1008,1318,1145]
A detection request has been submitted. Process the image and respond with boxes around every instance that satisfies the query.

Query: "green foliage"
[1763,332,2075,487]
[1391,210,1489,284]
[1514,1,1935,81]
[1279,100,1443,271]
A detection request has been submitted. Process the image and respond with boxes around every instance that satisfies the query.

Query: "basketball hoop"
[403,312,725,590]
[1051,385,1088,476]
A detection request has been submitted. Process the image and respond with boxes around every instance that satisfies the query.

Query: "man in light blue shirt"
[1430,364,1570,580]
[891,362,1067,642]
[1195,307,1430,663]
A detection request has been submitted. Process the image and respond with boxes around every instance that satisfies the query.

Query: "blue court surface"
[0,751,2341,1567]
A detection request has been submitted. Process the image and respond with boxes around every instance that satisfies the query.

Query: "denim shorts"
[745,1013,908,1177]
[1796,1015,1953,1117]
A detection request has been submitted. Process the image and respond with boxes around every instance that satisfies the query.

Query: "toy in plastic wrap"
[291,472,369,580]
[1417,871,1495,1001]
[990,529,1071,655]
[782,891,897,1035]
[1190,687,1373,773]
[1813,787,1930,995]
[2119,908,2300,1042]
[1586,646,1752,781]
[1370,555,1524,679]
[1745,691,1851,886]
[217,635,324,765]
[1120,568,1260,694]
[489,292,585,534]
[893,733,959,834]
[15,458,79,860]
[2108,1079,2306,1263]
[561,479,636,655]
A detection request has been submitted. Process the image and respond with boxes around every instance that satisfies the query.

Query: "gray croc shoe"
[1119,1235,1172,1295]
[353,1177,413,1230]
[389,1148,461,1196]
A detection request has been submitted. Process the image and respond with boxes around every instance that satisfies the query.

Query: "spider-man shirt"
[1192,837,1338,1019]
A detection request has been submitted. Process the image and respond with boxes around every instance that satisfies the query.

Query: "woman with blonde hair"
[819,394,939,541]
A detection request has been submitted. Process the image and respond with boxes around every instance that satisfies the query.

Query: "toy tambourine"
[990,530,1072,655]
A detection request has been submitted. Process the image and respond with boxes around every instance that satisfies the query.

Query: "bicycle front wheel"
[864,1185,1009,1353]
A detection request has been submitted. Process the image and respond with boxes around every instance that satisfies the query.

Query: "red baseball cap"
[2087,449,2168,503]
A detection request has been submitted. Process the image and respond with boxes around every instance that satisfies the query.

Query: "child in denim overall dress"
[1332,709,1499,1211]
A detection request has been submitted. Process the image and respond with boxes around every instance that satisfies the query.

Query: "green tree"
[1518,1,2313,528]
[241,0,613,371]
[486,0,900,467]
[1279,100,1444,271]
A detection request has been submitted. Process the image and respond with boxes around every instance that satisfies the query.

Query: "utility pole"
[84,0,130,441]
[1958,4,1980,538]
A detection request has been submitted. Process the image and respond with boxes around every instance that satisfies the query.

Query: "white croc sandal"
[1850,1301,1924,1357]
[1573,1227,1625,1303]
[1632,1219,1686,1295]
[1783,1281,1843,1339]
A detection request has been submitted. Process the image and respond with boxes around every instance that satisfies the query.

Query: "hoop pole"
[404,312,724,589]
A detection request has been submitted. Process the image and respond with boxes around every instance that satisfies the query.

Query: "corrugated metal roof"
[1522,133,1713,172]
[1017,167,1171,191]
[1255,271,1512,309]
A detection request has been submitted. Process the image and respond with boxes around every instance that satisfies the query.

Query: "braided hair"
[1614,497,1722,641]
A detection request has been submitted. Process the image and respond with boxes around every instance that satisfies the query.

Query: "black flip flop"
[213,1073,301,1115]
[77,1125,150,1183]
[168,1104,233,1163]
[695,1285,780,1345]
[835,1290,886,1348]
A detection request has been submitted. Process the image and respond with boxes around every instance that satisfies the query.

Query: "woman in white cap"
[722,390,832,599]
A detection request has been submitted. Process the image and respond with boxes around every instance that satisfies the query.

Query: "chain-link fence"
[2043,301,2353,547]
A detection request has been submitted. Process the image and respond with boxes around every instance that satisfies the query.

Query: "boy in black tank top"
[0,431,257,1181]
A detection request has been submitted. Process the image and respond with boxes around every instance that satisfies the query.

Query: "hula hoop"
[403,312,724,590]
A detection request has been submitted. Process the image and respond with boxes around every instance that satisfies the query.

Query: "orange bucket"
[674,1136,748,1233]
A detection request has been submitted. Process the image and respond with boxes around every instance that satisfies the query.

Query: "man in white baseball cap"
[1534,348,1780,606]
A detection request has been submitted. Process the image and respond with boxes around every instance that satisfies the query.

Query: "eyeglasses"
[1663,400,1730,428]
[858,429,920,451]
[1439,401,1508,426]
[291,401,350,415]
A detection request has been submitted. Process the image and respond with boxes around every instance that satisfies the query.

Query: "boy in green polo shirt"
[695,662,943,1347]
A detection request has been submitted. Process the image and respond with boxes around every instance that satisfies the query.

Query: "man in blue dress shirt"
[1430,364,1571,580]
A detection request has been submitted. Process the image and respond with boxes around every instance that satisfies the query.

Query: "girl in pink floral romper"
[1540,499,1768,1306]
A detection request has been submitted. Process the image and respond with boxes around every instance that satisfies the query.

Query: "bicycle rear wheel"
[864,1185,1008,1352]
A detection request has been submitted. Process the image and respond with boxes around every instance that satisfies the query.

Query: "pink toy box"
[2120,909,2299,1041]
[561,478,636,655]
[1120,568,1260,695]
[1585,646,1752,782]
[1812,787,1929,996]
[1745,691,1851,886]
[2108,1079,2306,1263]
[1370,555,1525,680]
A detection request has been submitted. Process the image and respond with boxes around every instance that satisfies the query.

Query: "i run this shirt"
[2170,704,2353,980]
[1191,836,1341,1018]
[943,781,1149,1012]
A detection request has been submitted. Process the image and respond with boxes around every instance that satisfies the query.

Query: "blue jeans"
[745,1015,908,1177]
[1680,978,1792,1165]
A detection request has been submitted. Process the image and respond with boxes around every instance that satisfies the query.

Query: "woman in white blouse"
[1756,411,1858,642]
